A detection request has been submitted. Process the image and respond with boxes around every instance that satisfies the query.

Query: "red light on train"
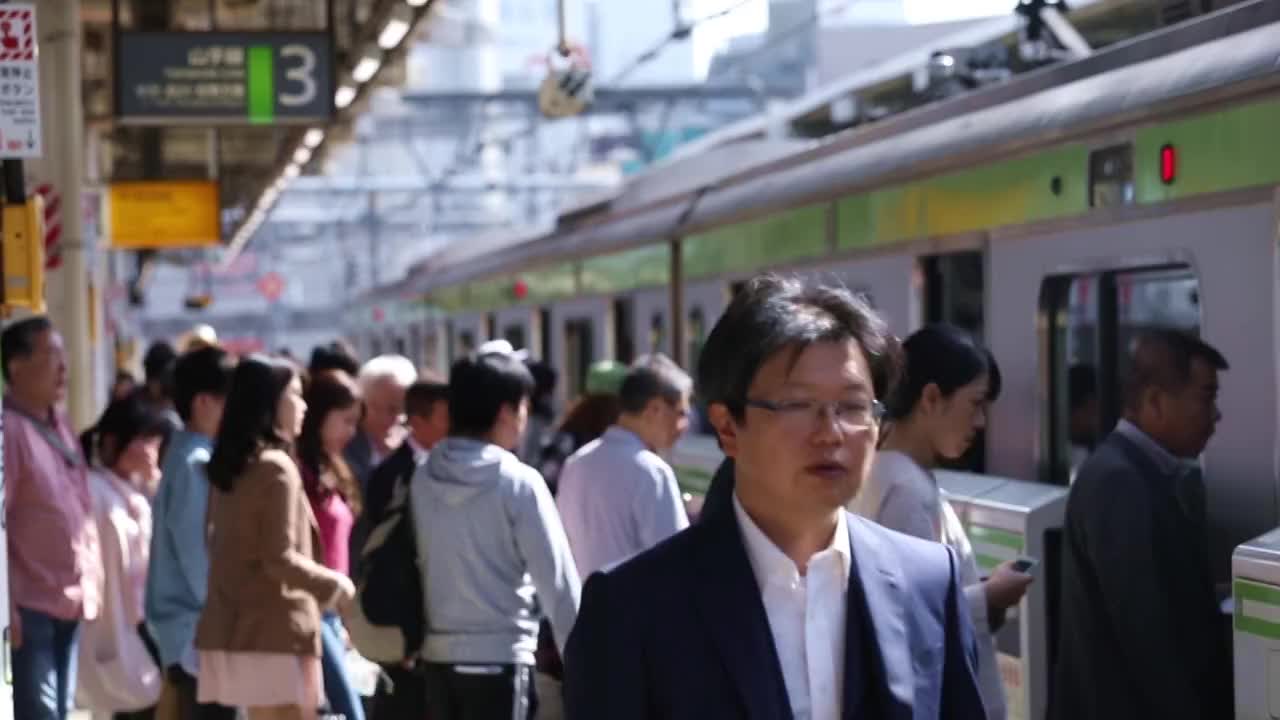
[513,279,529,300]
[1159,144,1177,185]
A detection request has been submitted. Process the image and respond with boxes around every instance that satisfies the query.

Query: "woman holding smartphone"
[196,355,356,720]
[850,324,1033,720]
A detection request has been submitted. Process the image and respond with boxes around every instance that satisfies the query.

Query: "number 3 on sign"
[279,44,316,107]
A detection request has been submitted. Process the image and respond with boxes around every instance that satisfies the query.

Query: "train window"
[485,314,497,342]
[613,298,635,364]
[394,336,407,356]
[650,313,666,354]
[409,324,423,368]
[922,252,985,338]
[1088,144,1134,208]
[459,331,476,356]
[564,319,595,400]
[539,308,552,361]
[1040,264,1200,484]
[425,331,440,373]
[503,324,527,353]
[922,251,987,471]
[370,337,383,357]
[687,307,706,372]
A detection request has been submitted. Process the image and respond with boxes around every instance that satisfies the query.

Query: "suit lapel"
[846,515,914,720]
[690,504,793,720]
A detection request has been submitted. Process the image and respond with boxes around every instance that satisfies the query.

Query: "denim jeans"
[12,606,80,720]
[320,612,365,720]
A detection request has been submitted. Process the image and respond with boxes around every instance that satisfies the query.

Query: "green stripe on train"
[1235,579,1280,640]
[967,524,1025,552]
[683,204,828,280]
[422,96,1280,308]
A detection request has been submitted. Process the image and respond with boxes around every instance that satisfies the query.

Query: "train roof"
[389,0,1280,300]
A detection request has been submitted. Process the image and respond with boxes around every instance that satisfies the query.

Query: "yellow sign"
[107,180,220,249]
[3,197,46,312]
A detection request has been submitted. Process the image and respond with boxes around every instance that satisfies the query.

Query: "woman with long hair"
[296,369,366,720]
[196,355,356,720]
[850,324,1032,720]
[76,393,170,719]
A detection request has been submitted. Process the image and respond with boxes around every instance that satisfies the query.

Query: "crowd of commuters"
[2,269,1231,720]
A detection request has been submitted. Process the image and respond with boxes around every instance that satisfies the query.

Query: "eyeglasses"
[744,397,886,431]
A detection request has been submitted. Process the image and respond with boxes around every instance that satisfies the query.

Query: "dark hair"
[447,352,535,437]
[207,354,298,492]
[1,315,52,382]
[887,324,1001,420]
[1068,363,1098,412]
[88,391,172,470]
[1123,329,1228,411]
[172,346,236,422]
[525,360,558,418]
[309,340,360,377]
[697,274,900,419]
[618,354,692,415]
[144,341,178,385]
[297,369,363,514]
[557,394,621,448]
[406,378,449,420]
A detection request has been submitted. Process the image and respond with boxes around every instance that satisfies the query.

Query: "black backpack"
[347,473,425,664]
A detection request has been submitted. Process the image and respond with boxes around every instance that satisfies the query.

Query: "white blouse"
[850,450,1006,720]
[76,468,162,715]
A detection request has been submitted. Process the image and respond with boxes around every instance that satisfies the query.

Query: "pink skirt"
[197,650,324,709]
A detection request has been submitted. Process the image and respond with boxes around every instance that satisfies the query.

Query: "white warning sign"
[0,4,40,158]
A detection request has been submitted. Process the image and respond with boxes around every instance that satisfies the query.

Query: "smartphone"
[1011,556,1038,573]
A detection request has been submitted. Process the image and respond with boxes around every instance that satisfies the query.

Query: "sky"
[691,0,1020,77]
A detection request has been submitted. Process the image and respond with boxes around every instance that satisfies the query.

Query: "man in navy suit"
[564,274,986,720]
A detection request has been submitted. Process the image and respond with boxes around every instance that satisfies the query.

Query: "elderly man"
[564,275,985,720]
[346,354,418,497]
[3,316,102,720]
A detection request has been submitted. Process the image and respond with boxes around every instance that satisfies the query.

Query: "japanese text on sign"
[0,4,42,158]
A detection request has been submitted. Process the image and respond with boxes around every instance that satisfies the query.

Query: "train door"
[564,318,595,399]
[989,199,1278,586]
[539,308,552,361]
[408,323,423,369]
[920,250,988,472]
[1040,265,1201,486]
[612,297,636,365]
[502,323,528,353]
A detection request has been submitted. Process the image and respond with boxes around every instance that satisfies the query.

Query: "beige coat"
[195,448,345,657]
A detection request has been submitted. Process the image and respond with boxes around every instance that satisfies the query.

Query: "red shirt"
[301,466,354,576]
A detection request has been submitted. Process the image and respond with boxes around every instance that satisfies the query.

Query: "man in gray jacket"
[411,350,581,720]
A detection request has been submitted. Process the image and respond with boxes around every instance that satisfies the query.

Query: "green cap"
[585,360,628,395]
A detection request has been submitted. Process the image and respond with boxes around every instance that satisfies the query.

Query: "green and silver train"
[357,4,1280,593]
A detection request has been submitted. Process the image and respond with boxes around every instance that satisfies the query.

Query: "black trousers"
[423,663,538,720]
[371,663,428,720]
[164,665,237,720]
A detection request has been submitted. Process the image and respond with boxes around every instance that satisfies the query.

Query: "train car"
[369,4,1280,584]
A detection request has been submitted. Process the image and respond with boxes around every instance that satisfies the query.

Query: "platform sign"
[107,180,221,249]
[116,31,332,124]
[0,4,41,158]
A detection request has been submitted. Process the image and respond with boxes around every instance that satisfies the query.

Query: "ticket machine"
[1232,527,1280,720]
[937,471,1068,720]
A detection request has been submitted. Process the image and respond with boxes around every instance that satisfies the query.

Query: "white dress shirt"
[556,426,690,578]
[733,493,850,720]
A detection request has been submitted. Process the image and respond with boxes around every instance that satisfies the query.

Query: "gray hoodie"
[410,437,581,665]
